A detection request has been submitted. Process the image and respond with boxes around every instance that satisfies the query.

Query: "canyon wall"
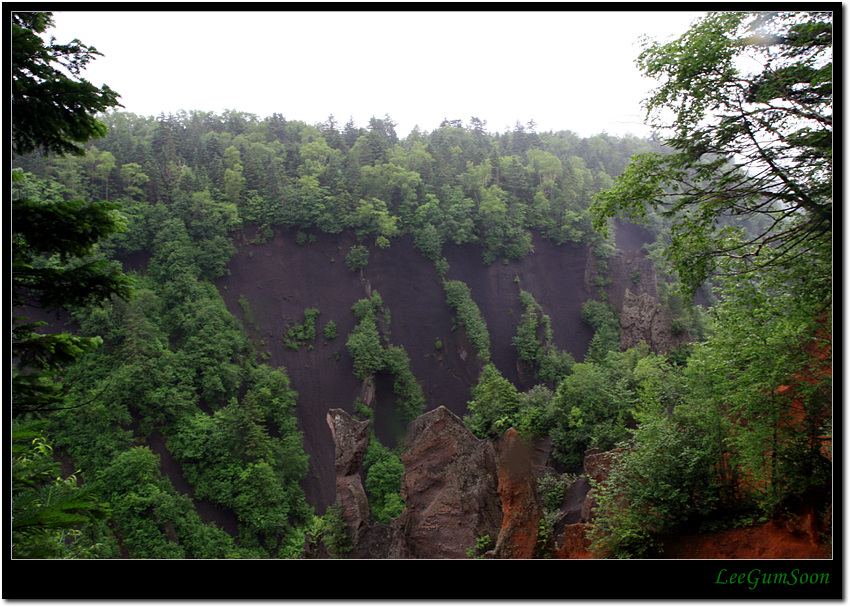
[214,224,680,513]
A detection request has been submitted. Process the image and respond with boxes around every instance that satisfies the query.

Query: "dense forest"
[11,10,832,566]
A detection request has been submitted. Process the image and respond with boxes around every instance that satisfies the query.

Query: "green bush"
[383,345,425,422]
[581,300,621,363]
[316,501,352,558]
[538,472,570,513]
[466,534,494,559]
[513,290,574,384]
[444,280,490,362]
[324,320,337,340]
[464,363,520,438]
[515,384,557,440]
[345,317,384,379]
[587,409,724,558]
[345,244,370,272]
[284,308,320,350]
[364,439,405,524]
[550,360,635,469]
[237,295,257,329]
[346,293,423,421]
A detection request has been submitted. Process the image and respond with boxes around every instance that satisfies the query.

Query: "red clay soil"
[657,520,831,560]
[555,519,831,560]
[494,429,543,559]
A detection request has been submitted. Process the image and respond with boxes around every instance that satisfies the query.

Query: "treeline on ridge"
[14,111,670,271]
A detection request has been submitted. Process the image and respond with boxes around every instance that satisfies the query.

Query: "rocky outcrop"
[586,250,689,355]
[492,429,543,559]
[326,408,371,545]
[581,447,623,523]
[618,288,682,353]
[607,254,660,311]
[389,406,502,559]
[322,409,627,560]
[608,254,688,353]
[553,447,623,559]
[553,523,593,559]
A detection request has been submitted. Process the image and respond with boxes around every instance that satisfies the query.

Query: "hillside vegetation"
[11,10,831,562]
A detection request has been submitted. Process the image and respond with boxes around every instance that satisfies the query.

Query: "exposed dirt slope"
[658,521,831,559]
[554,521,831,559]
[215,227,595,512]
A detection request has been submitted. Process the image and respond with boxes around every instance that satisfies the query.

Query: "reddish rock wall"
[492,429,543,559]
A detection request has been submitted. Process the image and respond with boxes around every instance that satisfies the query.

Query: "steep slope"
[441,234,594,390]
[215,226,596,512]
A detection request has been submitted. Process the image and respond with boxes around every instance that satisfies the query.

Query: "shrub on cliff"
[315,501,352,558]
[345,244,370,272]
[587,404,725,558]
[513,289,574,384]
[363,439,405,524]
[464,363,520,438]
[444,280,491,363]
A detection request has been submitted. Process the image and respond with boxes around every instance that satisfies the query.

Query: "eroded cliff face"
[215,227,598,511]
[586,232,690,355]
[609,255,688,353]
[213,223,691,552]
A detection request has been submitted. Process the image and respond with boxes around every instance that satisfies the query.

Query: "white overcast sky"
[47,8,707,139]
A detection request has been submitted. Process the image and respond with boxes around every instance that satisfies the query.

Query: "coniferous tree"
[11,11,129,557]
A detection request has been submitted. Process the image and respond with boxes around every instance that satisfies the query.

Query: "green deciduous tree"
[587,407,725,558]
[550,360,635,469]
[464,363,520,438]
[592,11,832,295]
[683,251,831,512]
[588,11,832,550]
[345,244,370,272]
